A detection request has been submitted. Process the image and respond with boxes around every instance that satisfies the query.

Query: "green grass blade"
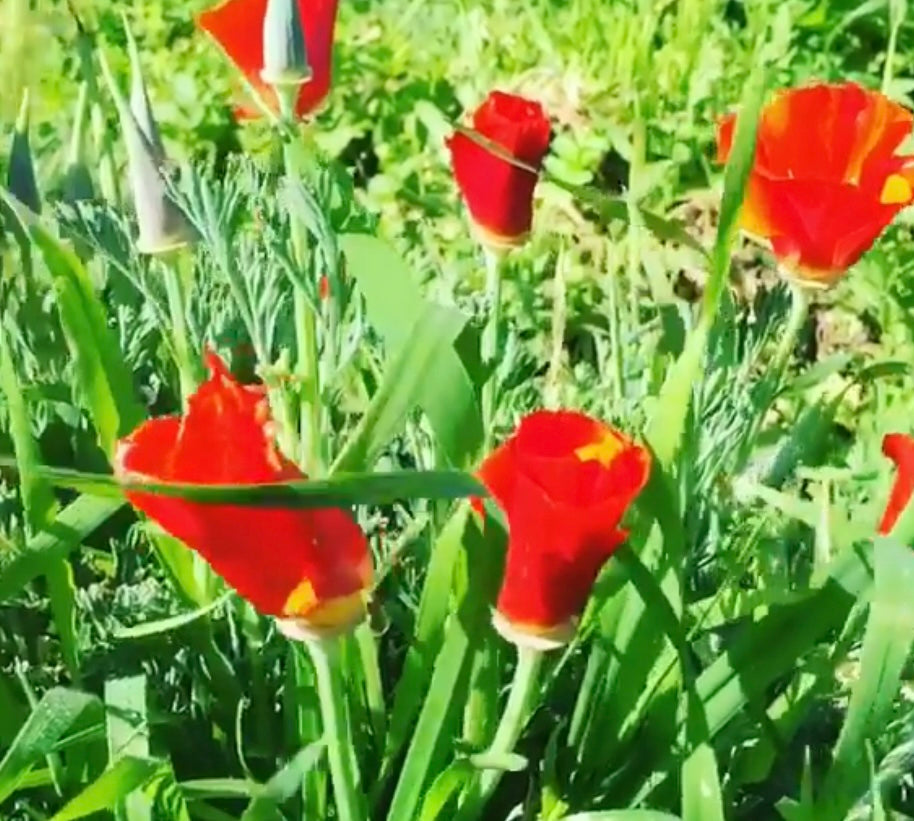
[105,675,152,820]
[385,514,502,821]
[240,743,325,821]
[0,323,80,677]
[0,322,55,530]
[332,303,468,472]
[49,756,161,821]
[681,693,725,821]
[0,189,144,457]
[558,813,682,821]
[0,687,101,804]
[644,65,766,467]
[340,234,483,468]
[113,593,231,639]
[381,504,470,781]
[0,457,484,508]
[0,495,123,601]
[821,536,914,816]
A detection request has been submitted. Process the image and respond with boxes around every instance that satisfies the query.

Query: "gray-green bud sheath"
[261,0,312,87]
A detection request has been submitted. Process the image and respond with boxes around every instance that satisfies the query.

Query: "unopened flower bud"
[99,26,195,256]
[7,90,41,213]
[62,83,95,204]
[261,0,311,88]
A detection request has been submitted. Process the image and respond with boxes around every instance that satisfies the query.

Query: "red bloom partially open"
[114,352,371,633]
[197,0,338,120]
[717,82,914,286]
[478,410,650,647]
[879,433,914,535]
[447,91,552,248]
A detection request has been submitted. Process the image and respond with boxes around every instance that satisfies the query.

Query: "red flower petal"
[477,410,650,639]
[715,82,914,283]
[197,0,338,120]
[115,353,371,621]
[448,91,551,246]
[879,433,914,535]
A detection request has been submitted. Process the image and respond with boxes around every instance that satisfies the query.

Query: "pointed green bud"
[62,82,95,203]
[261,0,312,87]
[123,13,165,157]
[7,90,41,213]
[98,37,195,256]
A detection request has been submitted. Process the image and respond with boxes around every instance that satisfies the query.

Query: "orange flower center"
[880,173,913,205]
[574,431,625,467]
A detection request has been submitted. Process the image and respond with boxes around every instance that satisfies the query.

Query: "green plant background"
[4,0,914,819]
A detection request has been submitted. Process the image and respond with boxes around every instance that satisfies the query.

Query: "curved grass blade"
[0,457,484,508]
[644,65,766,467]
[340,234,483,469]
[49,756,161,821]
[0,688,102,804]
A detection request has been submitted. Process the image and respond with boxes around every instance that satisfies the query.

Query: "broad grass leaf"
[644,65,766,467]
[385,513,503,821]
[558,813,682,821]
[382,504,470,781]
[49,756,161,821]
[340,234,483,468]
[821,536,914,816]
[240,743,325,821]
[0,456,483,509]
[332,303,468,472]
[105,675,152,819]
[0,190,144,457]
[0,687,102,804]
[0,494,123,601]
[0,322,55,530]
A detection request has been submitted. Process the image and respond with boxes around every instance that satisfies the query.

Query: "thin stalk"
[883,0,906,92]
[543,246,567,410]
[481,248,503,445]
[306,637,367,821]
[281,125,323,475]
[162,253,197,403]
[457,645,544,820]
[771,279,810,380]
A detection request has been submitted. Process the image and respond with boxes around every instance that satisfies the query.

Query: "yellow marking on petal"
[880,173,912,205]
[283,577,318,617]
[575,431,625,467]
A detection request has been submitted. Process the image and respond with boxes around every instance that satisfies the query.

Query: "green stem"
[544,246,567,410]
[457,645,544,820]
[306,637,366,821]
[282,139,323,475]
[481,248,503,445]
[771,279,810,381]
[162,255,197,404]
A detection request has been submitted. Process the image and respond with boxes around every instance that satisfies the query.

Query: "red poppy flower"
[447,91,552,248]
[879,433,914,535]
[717,82,914,286]
[114,352,371,634]
[197,0,338,120]
[477,410,650,648]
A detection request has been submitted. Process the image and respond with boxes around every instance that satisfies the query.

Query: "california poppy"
[115,352,372,634]
[717,82,914,286]
[447,91,552,248]
[197,0,338,120]
[477,410,650,648]
[879,433,914,535]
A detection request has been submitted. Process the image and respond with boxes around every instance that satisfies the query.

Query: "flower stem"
[282,138,323,475]
[543,246,567,410]
[162,252,197,404]
[457,645,544,820]
[306,636,366,821]
[481,248,503,446]
[772,279,810,381]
